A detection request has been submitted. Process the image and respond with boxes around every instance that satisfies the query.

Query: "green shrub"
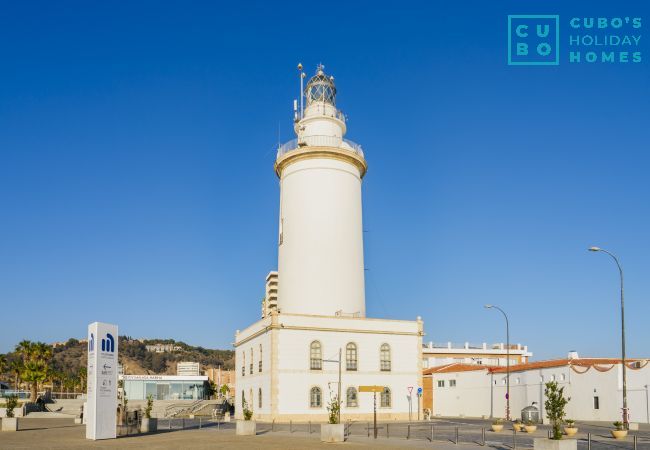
[327,396,340,425]
[544,381,570,440]
[144,394,154,419]
[242,399,253,420]
[5,395,18,418]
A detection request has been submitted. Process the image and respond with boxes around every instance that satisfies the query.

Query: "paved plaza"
[1,417,648,449]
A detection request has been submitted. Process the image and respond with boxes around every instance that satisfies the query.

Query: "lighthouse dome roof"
[305,65,336,106]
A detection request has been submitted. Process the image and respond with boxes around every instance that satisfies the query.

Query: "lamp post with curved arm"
[589,246,628,429]
[485,304,510,420]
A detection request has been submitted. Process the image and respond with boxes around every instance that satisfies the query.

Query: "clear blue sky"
[1,1,648,359]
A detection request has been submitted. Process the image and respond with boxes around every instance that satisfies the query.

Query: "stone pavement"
[0,418,505,449]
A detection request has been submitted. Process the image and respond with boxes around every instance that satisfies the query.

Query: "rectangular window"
[259,360,262,372]
[249,363,253,375]
[449,379,456,387]
[593,396,599,409]
[241,366,245,376]
[437,380,445,388]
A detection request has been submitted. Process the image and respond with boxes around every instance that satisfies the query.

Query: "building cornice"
[274,146,367,179]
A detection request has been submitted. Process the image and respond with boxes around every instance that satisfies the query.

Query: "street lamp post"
[589,246,628,429]
[485,304,510,421]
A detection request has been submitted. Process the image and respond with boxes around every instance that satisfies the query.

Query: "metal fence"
[111,417,649,450]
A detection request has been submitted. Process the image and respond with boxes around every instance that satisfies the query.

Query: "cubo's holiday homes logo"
[508,15,643,65]
[508,15,560,65]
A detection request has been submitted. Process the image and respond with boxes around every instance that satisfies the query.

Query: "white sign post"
[86,322,118,440]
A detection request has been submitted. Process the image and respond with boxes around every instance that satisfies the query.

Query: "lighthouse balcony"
[277,135,364,159]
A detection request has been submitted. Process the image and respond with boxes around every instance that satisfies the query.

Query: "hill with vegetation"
[0,337,234,392]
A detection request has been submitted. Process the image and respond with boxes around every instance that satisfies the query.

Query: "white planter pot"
[140,417,158,433]
[236,420,256,436]
[2,417,18,432]
[321,423,345,443]
[534,438,577,450]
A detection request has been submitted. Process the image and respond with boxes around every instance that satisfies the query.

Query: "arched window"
[380,387,391,408]
[259,344,263,372]
[310,386,322,407]
[310,341,322,370]
[346,387,358,407]
[346,342,358,371]
[258,388,262,408]
[380,343,391,371]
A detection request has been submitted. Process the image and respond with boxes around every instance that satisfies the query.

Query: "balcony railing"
[277,135,364,159]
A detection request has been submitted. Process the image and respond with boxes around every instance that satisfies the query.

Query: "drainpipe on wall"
[490,372,494,419]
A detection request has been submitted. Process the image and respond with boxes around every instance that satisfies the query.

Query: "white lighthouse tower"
[235,64,422,423]
[275,64,367,318]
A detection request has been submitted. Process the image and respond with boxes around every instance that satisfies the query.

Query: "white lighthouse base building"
[235,312,423,421]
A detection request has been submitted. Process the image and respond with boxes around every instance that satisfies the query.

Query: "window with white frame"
[380,343,391,371]
[380,387,391,407]
[346,387,358,407]
[310,386,322,408]
[310,341,322,370]
[346,342,358,371]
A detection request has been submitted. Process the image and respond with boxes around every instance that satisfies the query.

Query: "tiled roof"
[422,358,647,375]
[489,358,642,374]
[423,363,493,375]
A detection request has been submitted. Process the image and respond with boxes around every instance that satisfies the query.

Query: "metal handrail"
[276,135,364,159]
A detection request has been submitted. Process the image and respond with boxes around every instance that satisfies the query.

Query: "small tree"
[5,395,18,418]
[327,395,340,425]
[144,394,154,419]
[242,398,253,420]
[544,381,570,440]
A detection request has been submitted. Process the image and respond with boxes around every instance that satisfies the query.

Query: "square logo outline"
[508,14,560,66]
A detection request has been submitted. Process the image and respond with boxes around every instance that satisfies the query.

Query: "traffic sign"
[407,386,413,395]
[417,387,423,396]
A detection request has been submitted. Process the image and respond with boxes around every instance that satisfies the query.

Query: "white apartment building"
[261,271,278,318]
[426,353,650,423]
[176,361,200,376]
[422,341,532,368]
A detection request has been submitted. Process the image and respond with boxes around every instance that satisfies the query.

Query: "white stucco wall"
[235,314,423,421]
[431,362,650,423]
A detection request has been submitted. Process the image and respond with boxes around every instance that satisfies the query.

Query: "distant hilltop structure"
[145,343,182,353]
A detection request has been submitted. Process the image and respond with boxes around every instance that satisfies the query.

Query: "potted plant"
[533,381,576,450]
[513,419,525,432]
[564,419,578,436]
[491,418,504,432]
[236,398,256,435]
[524,420,537,433]
[140,394,157,433]
[611,421,628,439]
[321,395,344,443]
[2,395,19,432]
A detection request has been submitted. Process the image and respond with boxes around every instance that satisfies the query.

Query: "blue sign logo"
[417,387,423,396]
[101,333,115,353]
[508,15,560,65]
[89,333,94,352]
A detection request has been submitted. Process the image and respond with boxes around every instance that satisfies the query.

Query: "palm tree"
[15,340,52,402]
[10,359,23,391]
[0,354,7,378]
[78,367,87,393]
